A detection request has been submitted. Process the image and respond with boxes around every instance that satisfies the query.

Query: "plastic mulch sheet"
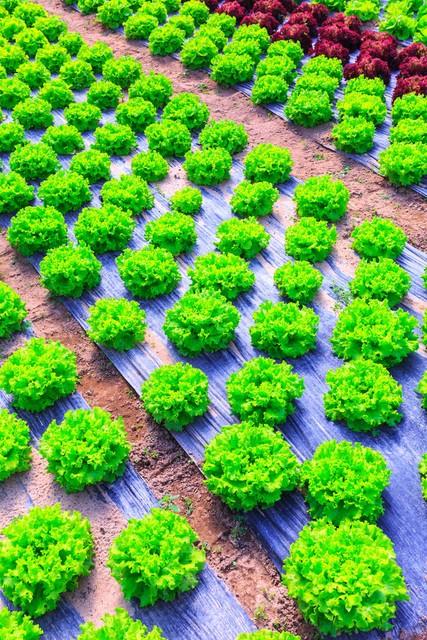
[0,84,426,637]
[0,333,255,640]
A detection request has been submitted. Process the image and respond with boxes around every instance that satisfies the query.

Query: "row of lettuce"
[58,0,427,185]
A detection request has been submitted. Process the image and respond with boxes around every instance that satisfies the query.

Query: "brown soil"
[35,0,427,252]
[0,234,313,636]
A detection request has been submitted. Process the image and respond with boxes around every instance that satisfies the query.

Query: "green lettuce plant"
[215,217,269,259]
[97,0,131,29]
[124,12,159,40]
[345,75,385,97]
[0,504,93,616]
[145,119,192,157]
[78,609,165,640]
[145,211,196,255]
[285,89,332,127]
[294,72,339,100]
[351,217,407,259]
[77,0,103,14]
[59,59,95,90]
[38,170,91,212]
[16,60,50,89]
[75,205,135,254]
[40,244,102,298]
[0,44,28,74]
[94,123,137,156]
[0,122,25,153]
[116,97,156,133]
[252,75,288,105]
[379,142,427,187]
[0,609,42,640]
[7,205,67,256]
[223,39,261,61]
[15,27,48,56]
[170,186,202,214]
[420,453,427,498]
[87,79,122,111]
[102,55,142,89]
[332,116,376,154]
[244,143,293,184]
[331,298,418,366]
[210,53,255,86]
[87,297,146,351]
[0,16,26,41]
[199,119,248,155]
[39,78,74,109]
[226,356,304,426]
[203,422,300,511]
[131,150,169,182]
[108,508,206,606]
[345,0,380,19]
[42,124,84,155]
[117,246,180,299]
[0,409,31,482]
[233,24,270,51]
[184,148,232,185]
[0,281,27,339]
[274,260,323,304]
[301,439,390,523]
[205,12,236,37]
[390,118,427,145]
[9,141,59,182]
[163,289,240,355]
[179,0,209,26]
[283,519,408,634]
[40,407,130,492]
[33,15,66,41]
[12,97,53,129]
[64,101,102,132]
[231,180,279,217]
[392,93,427,124]
[257,55,296,84]
[148,24,185,55]
[0,77,30,109]
[0,337,77,411]
[101,174,154,214]
[250,300,319,359]
[198,25,227,50]
[141,362,209,431]
[35,43,70,73]
[163,92,209,131]
[14,2,47,26]
[168,14,195,36]
[188,251,255,300]
[267,39,303,63]
[294,175,349,222]
[58,31,84,55]
[350,257,411,306]
[304,55,343,80]
[0,171,34,214]
[324,358,403,432]
[128,71,172,108]
[337,92,386,125]
[417,371,427,410]
[70,149,111,184]
[181,35,218,70]
[139,1,167,23]
[285,217,337,263]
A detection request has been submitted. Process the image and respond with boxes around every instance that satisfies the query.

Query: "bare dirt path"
[38,0,427,251]
[0,233,313,636]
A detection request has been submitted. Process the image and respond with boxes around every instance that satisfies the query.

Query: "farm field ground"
[0,0,426,638]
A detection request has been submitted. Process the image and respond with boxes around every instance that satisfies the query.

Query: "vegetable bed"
[0,330,255,640]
